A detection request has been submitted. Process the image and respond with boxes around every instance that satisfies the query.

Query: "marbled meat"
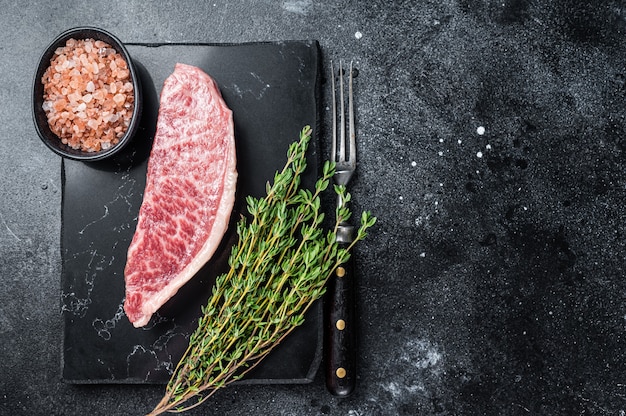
[124,63,237,328]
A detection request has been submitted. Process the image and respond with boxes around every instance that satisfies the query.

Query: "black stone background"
[2,1,626,415]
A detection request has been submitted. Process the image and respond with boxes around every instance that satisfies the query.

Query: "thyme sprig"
[148,126,376,415]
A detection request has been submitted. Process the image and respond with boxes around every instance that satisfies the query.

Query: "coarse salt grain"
[41,38,134,152]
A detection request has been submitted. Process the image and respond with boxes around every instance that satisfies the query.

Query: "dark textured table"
[2,1,626,415]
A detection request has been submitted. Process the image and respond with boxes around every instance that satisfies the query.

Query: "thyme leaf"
[148,126,376,415]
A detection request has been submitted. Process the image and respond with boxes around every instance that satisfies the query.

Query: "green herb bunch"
[149,126,376,415]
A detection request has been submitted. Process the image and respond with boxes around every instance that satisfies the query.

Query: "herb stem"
[148,126,376,415]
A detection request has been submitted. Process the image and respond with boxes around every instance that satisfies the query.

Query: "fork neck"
[334,169,354,187]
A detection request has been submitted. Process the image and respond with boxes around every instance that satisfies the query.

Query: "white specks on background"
[437,138,448,157]
[415,216,427,227]
[465,125,488,158]
[419,252,426,257]
[355,31,363,39]
[411,161,417,167]
[476,144,492,158]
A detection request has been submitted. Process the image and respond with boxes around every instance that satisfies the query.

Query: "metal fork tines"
[331,60,356,192]
[325,59,358,397]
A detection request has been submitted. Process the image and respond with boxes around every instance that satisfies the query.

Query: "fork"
[324,60,357,397]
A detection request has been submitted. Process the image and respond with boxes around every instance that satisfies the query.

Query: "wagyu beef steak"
[124,63,237,328]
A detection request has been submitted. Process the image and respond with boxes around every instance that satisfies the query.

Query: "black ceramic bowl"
[32,27,142,161]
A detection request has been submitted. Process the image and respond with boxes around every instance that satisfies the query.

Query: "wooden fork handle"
[324,240,356,397]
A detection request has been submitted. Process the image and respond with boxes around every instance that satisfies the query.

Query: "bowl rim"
[32,26,142,162]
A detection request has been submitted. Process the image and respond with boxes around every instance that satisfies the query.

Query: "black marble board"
[60,41,323,384]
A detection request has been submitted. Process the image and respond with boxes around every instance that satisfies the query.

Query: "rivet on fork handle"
[325,234,356,397]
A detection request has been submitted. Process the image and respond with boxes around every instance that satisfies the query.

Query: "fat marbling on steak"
[124,63,237,328]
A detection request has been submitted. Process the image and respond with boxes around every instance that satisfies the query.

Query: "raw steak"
[124,63,237,328]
